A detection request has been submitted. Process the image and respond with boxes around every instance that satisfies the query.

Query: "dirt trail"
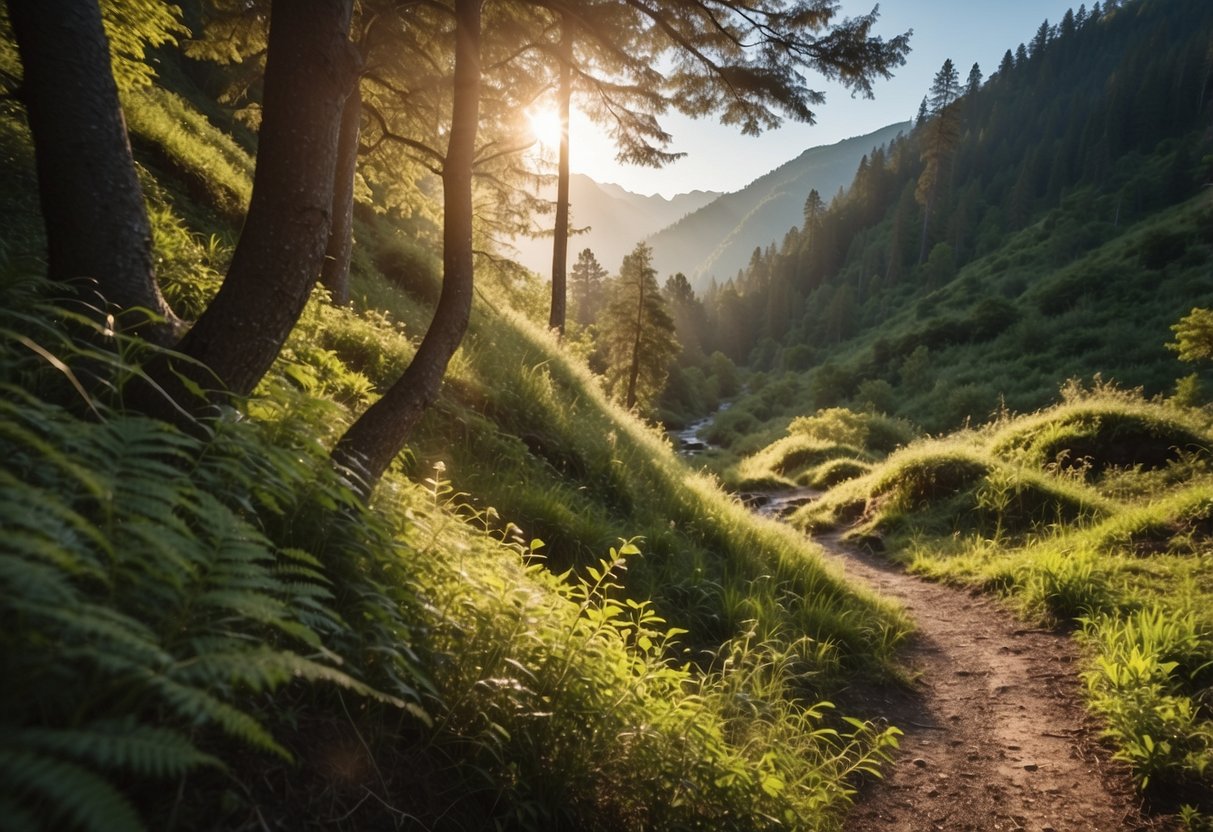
[813,533,1169,832]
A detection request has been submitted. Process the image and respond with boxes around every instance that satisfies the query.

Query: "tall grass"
[784,385,1213,807]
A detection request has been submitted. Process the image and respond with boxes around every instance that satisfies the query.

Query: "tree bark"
[7,0,181,343]
[321,81,362,306]
[332,0,481,496]
[164,0,356,400]
[547,22,573,337]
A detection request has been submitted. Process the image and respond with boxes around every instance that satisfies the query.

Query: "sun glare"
[526,107,565,150]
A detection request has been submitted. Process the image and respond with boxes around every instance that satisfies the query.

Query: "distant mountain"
[646,122,910,289]
[509,174,720,276]
[658,0,1213,435]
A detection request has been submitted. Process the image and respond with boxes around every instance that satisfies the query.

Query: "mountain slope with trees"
[669,0,1213,443]
[647,120,910,288]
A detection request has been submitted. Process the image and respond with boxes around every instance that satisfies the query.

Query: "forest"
[1,0,1211,830]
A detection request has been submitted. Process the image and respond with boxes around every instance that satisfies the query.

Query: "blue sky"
[566,0,1078,197]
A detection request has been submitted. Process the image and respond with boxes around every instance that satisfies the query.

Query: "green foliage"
[789,402,1118,545]
[730,407,914,505]
[989,386,1210,479]
[373,235,443,306]
[690,0,1213,438]
[0,355,423,828]
[871,386,1213,801]
[788,408,917,455]
[122,86,254,221]
[0,1,188,96]
[1080,607,1213,790]
[1170,307,1213,364]
[409,510,902,830]
[0,271,442,829]
[599,243,680,412]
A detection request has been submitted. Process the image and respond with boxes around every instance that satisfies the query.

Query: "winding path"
[811,533,1170,832]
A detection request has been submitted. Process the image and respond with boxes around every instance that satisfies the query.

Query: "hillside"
[508,173,720,276]
[647,121,910,288]
[732,394,1213,818]
[667,0,1213,443]
[0,13,908,832]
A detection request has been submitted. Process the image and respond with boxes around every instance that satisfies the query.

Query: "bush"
[990,399,1211,478]
[374,237,442,304]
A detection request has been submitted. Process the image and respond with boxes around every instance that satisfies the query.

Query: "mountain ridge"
[647,121,911,288]
[509,173,721,276]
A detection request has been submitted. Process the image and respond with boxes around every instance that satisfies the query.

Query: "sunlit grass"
[786,386,1213,802]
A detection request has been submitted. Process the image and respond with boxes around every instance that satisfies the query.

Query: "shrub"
[374,237,442,304]
[990,399,1211,479]
[788,408,916,455]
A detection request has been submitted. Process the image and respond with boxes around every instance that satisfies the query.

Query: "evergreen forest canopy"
[1,0,1212,829]
[642,0,1213,439]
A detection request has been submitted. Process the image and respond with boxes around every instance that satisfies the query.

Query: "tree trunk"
[321,81,361,306]
[917,191,933,264]
[164,0,356,401]
[331,0,481,496]
[625,273,644,411]
[7,0,181,343]
[547,22,573,337]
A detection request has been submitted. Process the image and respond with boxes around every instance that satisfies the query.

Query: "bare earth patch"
[814,533,1175,832]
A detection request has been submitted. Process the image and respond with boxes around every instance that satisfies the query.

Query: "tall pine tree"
[600,243,679,411]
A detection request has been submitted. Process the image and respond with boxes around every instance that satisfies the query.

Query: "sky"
[558,0,1078,198]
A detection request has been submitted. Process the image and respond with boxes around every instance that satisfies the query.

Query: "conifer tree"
[533,0,910,335]
[569,247,608,327]
[996,49,1014,80]
[966,62,983,97]
[600,243,679,411]
[1030,20,1051,58]
[332,0,481,492]
[1059,8,1077,40]
[915,58,962,262]
[664,272,708,363]
[803,189,826,247]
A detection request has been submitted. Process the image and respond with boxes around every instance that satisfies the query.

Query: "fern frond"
[0,473,113,567]
[174,647,404,707]
[152,676,290,760]
[0,749,144,832]
[14,720,220,779]
[0,396,106,499]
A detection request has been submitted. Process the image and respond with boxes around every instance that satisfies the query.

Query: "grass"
[753,385,1213,811]
[726,408,914,492]
[0,72,916,831]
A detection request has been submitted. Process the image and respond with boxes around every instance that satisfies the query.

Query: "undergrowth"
[0,84,911,825]
[772,384,1213,808]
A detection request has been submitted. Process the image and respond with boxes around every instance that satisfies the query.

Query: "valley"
[1,0,1211,830]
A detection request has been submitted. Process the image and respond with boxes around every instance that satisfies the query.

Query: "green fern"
[0,751,143,832]
[0,276,428,829]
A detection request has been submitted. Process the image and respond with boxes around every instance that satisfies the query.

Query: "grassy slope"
[0,65,914,831]
[740,386,1213,814]
[700,181,1213,463]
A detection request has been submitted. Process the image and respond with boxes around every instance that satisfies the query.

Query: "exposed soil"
[812,532,1175,832]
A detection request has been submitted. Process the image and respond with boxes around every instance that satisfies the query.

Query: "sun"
[526,107,565,150]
